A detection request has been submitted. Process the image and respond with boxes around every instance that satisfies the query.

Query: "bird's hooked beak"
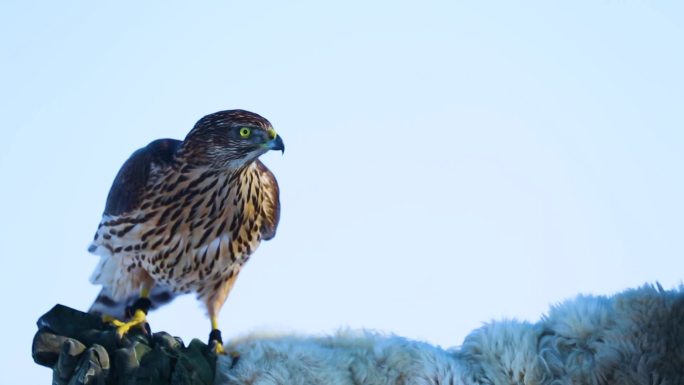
[265,128,285,154]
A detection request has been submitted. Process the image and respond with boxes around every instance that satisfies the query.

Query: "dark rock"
[170,339,215,385]
[33,331,83,367]
[37,305,104,337]
[133,347,173,385]
[54,339,88,385]
[91,345,110,376]
[152,332,183,351]
[33,305,218,385]
[68,347,107,385]
[113,348,139,385]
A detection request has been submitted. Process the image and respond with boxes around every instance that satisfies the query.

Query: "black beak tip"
[274,136,285,154]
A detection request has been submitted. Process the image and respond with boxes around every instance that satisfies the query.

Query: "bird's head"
[182,109,284,169]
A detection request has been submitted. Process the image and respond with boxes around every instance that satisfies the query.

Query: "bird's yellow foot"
[209,329,230,355]
[213,341,226,355]
[109,309,148,338]
[104,298,152,338]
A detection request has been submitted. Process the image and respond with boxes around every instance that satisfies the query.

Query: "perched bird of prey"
[88,109,283,353]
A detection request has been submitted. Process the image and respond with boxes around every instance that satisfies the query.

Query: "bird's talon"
[213,342,226,355]
[104,309,148,339]
[110,319,125,327]
[116,325,131,339]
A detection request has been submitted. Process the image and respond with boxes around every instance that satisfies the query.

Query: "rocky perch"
[33,284,684,385]
[32,305,217,385]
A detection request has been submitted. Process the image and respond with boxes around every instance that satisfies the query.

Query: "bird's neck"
[173,145,253,176]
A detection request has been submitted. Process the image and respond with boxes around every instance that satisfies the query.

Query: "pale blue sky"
[1,1,683,383]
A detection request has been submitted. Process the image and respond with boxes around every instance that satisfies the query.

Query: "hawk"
[88,109,283,353]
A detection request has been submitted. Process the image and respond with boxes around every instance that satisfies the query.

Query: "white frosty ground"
[216,284,684,385]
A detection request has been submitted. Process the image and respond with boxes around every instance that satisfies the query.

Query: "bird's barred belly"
[140,233,260,295]
[92,216,263,298]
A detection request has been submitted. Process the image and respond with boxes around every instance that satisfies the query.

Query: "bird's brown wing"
[104,139,181,216]
[255,160,280,240]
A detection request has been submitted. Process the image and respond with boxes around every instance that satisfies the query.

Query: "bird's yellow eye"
[239,127,251,138]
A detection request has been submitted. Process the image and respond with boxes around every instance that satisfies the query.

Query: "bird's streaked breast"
[90,162,267,298]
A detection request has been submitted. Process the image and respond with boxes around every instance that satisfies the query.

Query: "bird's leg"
[111,286,152,338]
[206,274,239,354]
[209,315,225,354]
